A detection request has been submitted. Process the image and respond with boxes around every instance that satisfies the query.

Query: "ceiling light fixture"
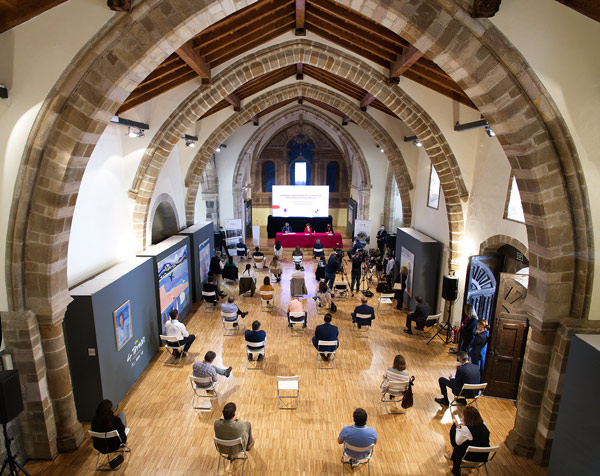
[376,144,384,153]
[403,135,422,147]
[182,134,198,148]
[125,127,144,138]
[111,116,149,138]
[485,125,496,137]
[216,143,227,153]
[414,139,422,147]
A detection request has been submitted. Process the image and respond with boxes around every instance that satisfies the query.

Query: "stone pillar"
[506,318,558,460]
[38,320,85,452]
[357,186,371,221]
[0,310,57,459]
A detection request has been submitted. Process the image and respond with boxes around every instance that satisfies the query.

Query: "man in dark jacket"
[245,320,266,361]
[435,352,481,406]
[312,314,339,361]
[209,251,227,297]
[351,296,375,328]
[404,296,432,334]
[324,252,341,291]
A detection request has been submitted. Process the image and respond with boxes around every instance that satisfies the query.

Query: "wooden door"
[484,273,529,399]
[464,255,503,323]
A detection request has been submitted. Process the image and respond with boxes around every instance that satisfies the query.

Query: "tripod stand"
[1,420,30,476]
[427,298,455,345]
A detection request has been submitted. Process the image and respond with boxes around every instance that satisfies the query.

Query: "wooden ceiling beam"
[225,93,241,111]
[296,62,303,80]
[403,70,475,108]
[0,0,68,34]
[390,45,424,78]
[556,0,600,22]
[360,93,375,111]
[176,43,211,80]
[295,0,306,35]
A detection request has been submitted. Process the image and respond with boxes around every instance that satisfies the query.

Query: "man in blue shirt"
[312,313,338,361]
[351,296,375,329]
[221,296,249,327]
[244,320,266,361]
[338,408,377,466]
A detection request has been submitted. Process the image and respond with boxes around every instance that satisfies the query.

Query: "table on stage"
[275,232,343,248]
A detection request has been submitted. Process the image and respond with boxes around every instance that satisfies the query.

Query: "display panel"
[198,238,211,284]
[113,300,133,351]
[272,185,329,217]
[157,245,190,332]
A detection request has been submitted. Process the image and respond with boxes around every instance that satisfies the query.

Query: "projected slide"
[272,185,329,217]
[157,245,190,332]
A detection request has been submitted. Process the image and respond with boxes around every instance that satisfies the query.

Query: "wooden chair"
[246,341,266,370]
[221,312,239,336]
[159,335,184,365]
[88,428,130,470]
[341,442,374,476]
[214,437,248,476]
[459,445,500,476]
[450,383,488,410]
[276,375,299,409]
[189,375,217,411]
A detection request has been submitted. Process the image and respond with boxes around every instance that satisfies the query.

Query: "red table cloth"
[275,232,343,248]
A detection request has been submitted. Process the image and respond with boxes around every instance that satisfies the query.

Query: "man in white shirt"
[385,253,395,290]
[164,308,196,356]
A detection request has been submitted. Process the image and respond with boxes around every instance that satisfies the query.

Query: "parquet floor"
[25,254,545,475]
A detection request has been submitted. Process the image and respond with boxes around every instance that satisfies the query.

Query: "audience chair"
[377,293,395,312]
[292,255,303,266]
[353,314,372,338]
[341,442,374,476]
[213,437,248,476]
[290,277,307,297]
[221,312,240,336]
[253,255,265,268]
[270,269,282,283]
[416,313,442,337]
[317,340,337,369]
[313,247,324,258]
[459,445,500,476]
[202,291,218,311]
[88,428,130,471]
[334,281,349,299]
[381,378,411,414]
[246,341,266,370]
[288,312,306,337]
[276,375,299,410]
[159,335,185,364]
[450,383,488,410]
[189,375,218,411]
[236,245,248,260]
[316,298,329,315]
[260,291,275,311]
[238,276,255,297]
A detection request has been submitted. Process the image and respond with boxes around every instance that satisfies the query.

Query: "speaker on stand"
[428,275,459,345]
[0,370,30,476]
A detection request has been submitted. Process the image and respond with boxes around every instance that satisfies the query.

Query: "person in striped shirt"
[380,354,410,400]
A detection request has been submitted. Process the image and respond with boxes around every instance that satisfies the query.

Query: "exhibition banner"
[224,219,243,247]
[252,225,261,247]
[354,219,371,244]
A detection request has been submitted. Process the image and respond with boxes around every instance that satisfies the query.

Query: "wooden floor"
[26,255,545,476]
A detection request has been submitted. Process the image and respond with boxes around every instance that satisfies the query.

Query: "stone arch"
[149,193,180,244]
[479,235,529,260]
[4,0,591,462]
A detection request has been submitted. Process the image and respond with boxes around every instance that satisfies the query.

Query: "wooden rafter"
[176,43,211,80]
[360,93,375,111]
[225,93,241,111]
[295,0,306,35]
[556,0,600,22]
[390,46,424,78]
[0,0,68,34]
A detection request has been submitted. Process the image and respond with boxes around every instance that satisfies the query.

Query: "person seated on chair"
[222,255,238,282]
[286,296,306,327]
[404,296,432,335]
[221,296,249,326]
[164,308,195,356]
[315,255,326,281]
[203,276,221,307]
[337,408,377,468]
[241,263,257,283]
[304,223,313,233]
[209,251,227,297]
[435,351,481,407]
[313,239,324,258]
[380,354,410,406]
[312,313,338,361]
[245,320,266,361]
[290,264,307,297]
[214,402,254,456]
[282,222,292,234]
[291,263,305,279]
[326,223,334,234]
[292,245,303,259]
[314,280,332,309]
[259,276,274,303]
[236,239,248,260]
[269,255,282,282]
[252,246,267,268]
[446,406,490,476]
[352,296,375,329]
[273,239,283,259]
[91,399,128,453]
[193,350,232,388]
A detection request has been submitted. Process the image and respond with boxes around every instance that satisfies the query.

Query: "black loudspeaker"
[442,275,459,301]
[0,370,24,424]
[386,233,397,252]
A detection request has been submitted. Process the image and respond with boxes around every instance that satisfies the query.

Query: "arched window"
[288,139,314,186]
[263,161,275,192]
[326,162,339,192]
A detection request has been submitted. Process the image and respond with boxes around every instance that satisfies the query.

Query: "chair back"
[461,383,487,395]
[427,313,442,323]
[463,445,499,463]
[160,335,181,348]
[221,311,238,321]
[318,340,337,348]
[276,375,299,389]
[236,246,246,253]
[202,291,216,298]
[386,377,410,395]
[276,375,299,382]
[335,282,348,289]
[246,341,266,349]
[289,311,306,322]
[343,442,374,456]
[89,429,124,454]
[260,291,274,300]
[380,293,395,299]
[355,313,372,320]
[253,255,264,263]
[213,436,246,457]
[89,429,120,440]
[189,375,213,388]
[292,255,302,263]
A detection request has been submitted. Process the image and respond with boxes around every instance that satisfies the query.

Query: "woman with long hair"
[447,406,490,476]
[469,319,489,377]
[273,240,283,259]
[315,280,332,309]
[91,399,127,453]
[269,255,282,282]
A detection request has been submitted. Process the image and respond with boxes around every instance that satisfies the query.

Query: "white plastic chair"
[189,375,217,411]
[253,255,265,268]
[202,291,218,311]
[160,335,184,364]
[89,428,130,470]
[313,247,324,258]
[221,312,239,336]
[381,376,411,414]
[450,383,487,410]
[246,341,266,370]
[214,437,248,476]
[292,255,303,266]
[341,442,374,476]
[334,281,349,299]
[260,291,275,311]
[377,293,395,312]
[276,375,299,409]
[460,445,500,476]
[288,311,306,336]
[236,246,248,260]
[353,313,372,338]
[317,340,337,369]
[417,313,442,337]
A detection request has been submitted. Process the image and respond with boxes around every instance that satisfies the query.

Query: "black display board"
[178,222,215,302]
[244,200,252,238]
[266,216,333,238]
[347,199,357,238]
[64,257,159,420]
[137,235,193,333]
[395,227,442,312]
[548,334,600,476]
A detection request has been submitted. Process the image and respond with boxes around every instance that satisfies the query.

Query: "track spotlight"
[111,116,149,138]
[125,127,144,138]
[376,144,384,153]
[216,146,221,152]
[182,134,198,148]
[403,135,421,147]
[485,125,495,137]
[216,143,227,153]
[414,139,422,147]
[185,140,195,147]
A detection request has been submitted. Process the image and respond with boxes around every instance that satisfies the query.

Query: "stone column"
[357,186,371,221]
[0,310,57,459]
